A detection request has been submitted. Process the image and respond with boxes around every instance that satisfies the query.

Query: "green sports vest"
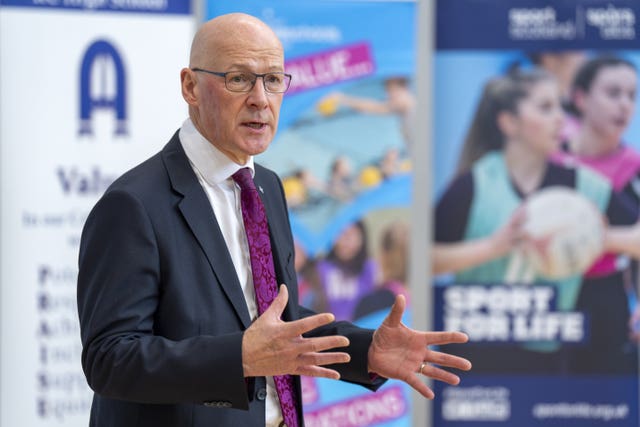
[455,151,611,312]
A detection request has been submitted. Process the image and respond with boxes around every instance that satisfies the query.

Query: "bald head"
[190,13,283,69]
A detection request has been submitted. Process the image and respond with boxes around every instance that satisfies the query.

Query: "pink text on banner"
[285,42,375,95]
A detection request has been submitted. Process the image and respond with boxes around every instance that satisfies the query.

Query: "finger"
[297,351,351,367]
[383,294,406,327]
[405,374,435,400]
[425,350,472,371]
[264,284,289,318]
[420,363,461,386]
[295,366,342,380]
[423,331,469,346]
[285,312,336,337]
[296,335,350,354]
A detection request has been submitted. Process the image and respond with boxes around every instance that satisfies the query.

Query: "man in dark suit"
[77,13,471,427]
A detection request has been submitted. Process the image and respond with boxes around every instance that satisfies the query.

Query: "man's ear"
[497,110,518,139]
[180,68,198,106]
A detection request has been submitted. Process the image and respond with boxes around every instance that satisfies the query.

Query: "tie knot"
[232,167,256,191]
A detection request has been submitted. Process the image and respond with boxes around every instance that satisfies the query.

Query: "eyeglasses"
[191,68,292,93]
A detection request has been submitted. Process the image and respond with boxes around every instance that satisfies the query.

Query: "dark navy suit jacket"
[77,132,384,427]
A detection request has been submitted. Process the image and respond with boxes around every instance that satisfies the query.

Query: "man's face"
[185,20,285,164]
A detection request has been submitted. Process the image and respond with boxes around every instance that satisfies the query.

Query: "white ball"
[521,187,604,279]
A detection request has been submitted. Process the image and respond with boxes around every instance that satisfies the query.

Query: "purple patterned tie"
[232,168,299,427]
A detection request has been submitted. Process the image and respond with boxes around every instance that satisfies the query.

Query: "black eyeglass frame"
[191,68,293,93]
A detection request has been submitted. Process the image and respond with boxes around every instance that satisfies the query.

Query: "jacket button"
[256,388,267,401]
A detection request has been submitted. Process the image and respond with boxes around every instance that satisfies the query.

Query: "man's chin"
[243,138,272,156]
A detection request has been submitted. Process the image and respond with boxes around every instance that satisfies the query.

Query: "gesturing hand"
[242,285,351,379]
[367,295,471,399]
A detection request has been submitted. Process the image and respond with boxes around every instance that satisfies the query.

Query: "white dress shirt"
[179,118,284,427]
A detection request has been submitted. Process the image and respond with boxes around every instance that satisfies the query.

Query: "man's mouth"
[244,121,267,130]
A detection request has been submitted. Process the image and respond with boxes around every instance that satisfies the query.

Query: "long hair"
[326,220,369,276]
[456,67,554,175]
[566,55,637,117]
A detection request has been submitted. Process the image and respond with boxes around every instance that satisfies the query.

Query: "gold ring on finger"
[419,362,427,375]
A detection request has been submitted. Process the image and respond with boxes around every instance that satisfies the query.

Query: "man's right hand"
[241,285,351,379]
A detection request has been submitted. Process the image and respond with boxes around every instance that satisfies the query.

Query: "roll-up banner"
[0,1,193,425]
[206,2,416,426]
[433,1,640,426]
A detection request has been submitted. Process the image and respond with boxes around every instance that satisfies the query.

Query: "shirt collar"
[179,118,255,186]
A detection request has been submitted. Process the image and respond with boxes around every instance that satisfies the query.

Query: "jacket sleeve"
[299,306,386,391]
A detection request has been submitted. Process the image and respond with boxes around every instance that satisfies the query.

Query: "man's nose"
[246,77,269,107]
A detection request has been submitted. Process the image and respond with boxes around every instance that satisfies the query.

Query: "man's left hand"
[367,295,471,399]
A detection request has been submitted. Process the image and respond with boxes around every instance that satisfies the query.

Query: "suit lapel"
[161,134,252,329]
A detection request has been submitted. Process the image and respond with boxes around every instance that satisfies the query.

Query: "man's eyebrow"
[226,63,248,70]
[225,63,285,72]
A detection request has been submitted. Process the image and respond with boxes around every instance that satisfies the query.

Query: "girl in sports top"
[558,56,640,206]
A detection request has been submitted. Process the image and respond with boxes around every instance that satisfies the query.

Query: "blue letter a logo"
[79,39,127,137]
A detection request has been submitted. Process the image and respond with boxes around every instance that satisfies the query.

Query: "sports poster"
[206,2,416,426]
[432,1,640,426]
[0,1,193,425]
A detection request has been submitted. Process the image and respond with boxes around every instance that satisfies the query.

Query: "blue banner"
[437,0,639,50]
[434,1,640,426]
[207,2,416,426]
